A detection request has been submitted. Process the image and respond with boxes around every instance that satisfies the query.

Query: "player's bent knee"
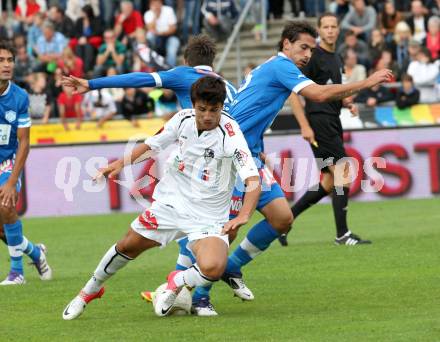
[269,211,294,233]
[198,261,226,280]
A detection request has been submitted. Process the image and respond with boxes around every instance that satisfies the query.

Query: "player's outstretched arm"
[223,175,261,234]
[299,69,393,103]
[62,72,159,94]
[94,143,154,181]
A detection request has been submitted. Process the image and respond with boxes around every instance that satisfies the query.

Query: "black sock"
[332,186,350,238]
[291,183,329,218]
[1,236,6,244]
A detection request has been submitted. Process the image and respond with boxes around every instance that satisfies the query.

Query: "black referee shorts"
[307,114,347,173]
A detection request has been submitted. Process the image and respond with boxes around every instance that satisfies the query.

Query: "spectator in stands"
[406,0,429,43]
[425,15,440,60]
[94,28,126,76]
[35,20,68,73]
[341,0,376,41]
[115,0,143,40]
[144,0,180,67]
[49,5,75,38]
[14,0,45,33]
[268,0,283,19]
[329,0,350,20]
[57,46,84,78]
[82,89,117,128]
[368,29,386,64]
[304,0,325,17]
[343,48,366,83]
[374,49,398,81]
[288,0,305,17]
[387,21,411,74]
[58,84,83,130]
[66,0,99,22]
[104,67,124,114]
[14,45,36,87]
[132,28,170,72]
[378,0,402,43]
[182,0,201,44]
[73,4,103,74]
[337,30,370,67]
[26,11,44,57]
[407,47,440,103]
[354,83,395,107]
[396,74,420,109]
[121,88,155,127]
[27,72,52,123]
[201,0,238,42]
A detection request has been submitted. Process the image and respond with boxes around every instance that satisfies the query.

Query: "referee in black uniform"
[279,13,371,246]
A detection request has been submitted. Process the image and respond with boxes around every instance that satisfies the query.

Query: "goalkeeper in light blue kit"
[0,42,52,285]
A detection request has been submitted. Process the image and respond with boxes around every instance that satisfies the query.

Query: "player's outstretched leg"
[63,229,159,320]
[222,197,292,300]
[1,220,26,285]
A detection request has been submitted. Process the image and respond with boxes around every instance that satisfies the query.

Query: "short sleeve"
[144,110,187,151]
[144,10,153,25]
[165,7,177,26]
[275,59,315,94]
[18,95,31,128]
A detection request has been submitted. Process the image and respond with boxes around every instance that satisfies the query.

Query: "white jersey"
[145,109,258,222]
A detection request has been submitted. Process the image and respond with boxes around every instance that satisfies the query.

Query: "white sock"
[83,244,133,294]
[173,264,215,288]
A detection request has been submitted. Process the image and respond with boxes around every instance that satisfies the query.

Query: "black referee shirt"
[302,45,344,116]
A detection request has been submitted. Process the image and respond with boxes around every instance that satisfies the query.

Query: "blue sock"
[4,221,25,275]
[192,284,213,302]
[22,237,41,263]
[175,237,196,271]
[226,220,280,275]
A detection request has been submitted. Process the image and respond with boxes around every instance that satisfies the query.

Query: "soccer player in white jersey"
[62,76,260,320]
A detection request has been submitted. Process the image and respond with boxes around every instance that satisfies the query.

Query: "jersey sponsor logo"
[224,122,235,137]
[234,149,248,167]
[0,124,11,146]
[4,110,16,123]
[203,148,215,164]
[230,195,243,216]
[138,210,159,230]
[0,159,13,173]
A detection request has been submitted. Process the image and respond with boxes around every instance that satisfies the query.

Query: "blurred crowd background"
[1,0,439,129]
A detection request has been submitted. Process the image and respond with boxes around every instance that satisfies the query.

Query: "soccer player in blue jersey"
[0,42,52,285]
[207,21,392,300]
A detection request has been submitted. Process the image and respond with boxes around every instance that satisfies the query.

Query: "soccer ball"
[153,283,192,316]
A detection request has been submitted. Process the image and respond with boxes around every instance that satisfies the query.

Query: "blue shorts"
[230,159,285,219]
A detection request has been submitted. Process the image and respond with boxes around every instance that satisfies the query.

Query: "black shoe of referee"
[278,234,288,246]
[334,231,372,245]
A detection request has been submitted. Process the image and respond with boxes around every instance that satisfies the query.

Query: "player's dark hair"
[278,21,318,51]
[0,41,15,59]
[191,76,226,106]
[184,35,217,67]
[317,12,339,27]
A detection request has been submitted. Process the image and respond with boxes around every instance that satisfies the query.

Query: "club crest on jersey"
[224,122,235,137]
[203,148,215,164]
[4,110,16,123]
[234,149,248,167]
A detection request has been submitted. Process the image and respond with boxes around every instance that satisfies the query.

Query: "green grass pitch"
[1,198,439,341]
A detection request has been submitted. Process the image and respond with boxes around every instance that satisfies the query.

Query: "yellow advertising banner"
[30,118,166,145]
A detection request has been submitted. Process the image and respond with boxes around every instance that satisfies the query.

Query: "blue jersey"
[89,65,237,111]
[0,82,31,162]
[229,53,314,155]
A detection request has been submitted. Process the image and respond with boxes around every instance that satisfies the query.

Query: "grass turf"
[0,198,439,341]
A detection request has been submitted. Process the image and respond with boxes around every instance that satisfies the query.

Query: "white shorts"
[131,201,229,248]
